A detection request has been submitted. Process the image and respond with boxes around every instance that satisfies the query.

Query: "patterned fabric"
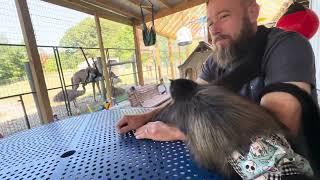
[228,134,313,180]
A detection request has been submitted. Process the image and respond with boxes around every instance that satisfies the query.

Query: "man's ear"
[247,2,260,24]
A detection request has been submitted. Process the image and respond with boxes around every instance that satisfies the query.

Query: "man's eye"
[220,14,229,20]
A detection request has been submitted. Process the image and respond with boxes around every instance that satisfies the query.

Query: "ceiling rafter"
[128,0,151,13]
[158,0,172,8]
[139,0,204,24]
[44,0,132,25]
[82,0,140,20]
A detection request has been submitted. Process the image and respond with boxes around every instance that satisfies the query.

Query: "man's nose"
[209,24,221,36]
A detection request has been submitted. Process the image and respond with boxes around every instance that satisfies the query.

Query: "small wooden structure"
[178,41,212,80]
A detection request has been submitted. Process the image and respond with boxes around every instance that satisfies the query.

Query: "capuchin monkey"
[154,79,315,180]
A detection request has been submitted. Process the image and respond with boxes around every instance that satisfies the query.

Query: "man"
[116,0,316,141]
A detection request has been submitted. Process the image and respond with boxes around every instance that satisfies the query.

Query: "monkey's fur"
[154,79,289,177]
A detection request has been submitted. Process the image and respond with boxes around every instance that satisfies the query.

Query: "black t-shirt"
[199,28,317,102]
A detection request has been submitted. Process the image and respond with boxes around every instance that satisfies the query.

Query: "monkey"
[154,79,315,180]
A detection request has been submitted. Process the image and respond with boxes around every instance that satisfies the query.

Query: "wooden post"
[95,57,107,101]
[133,23,144,85]
[185,46,190,58]
[178,46,182,65]
[155,44,162,81]
[95,15,112,101]
[168,39,175,79]
[205,1,212,44]
[15,0,53,123]
[131,61,138,86]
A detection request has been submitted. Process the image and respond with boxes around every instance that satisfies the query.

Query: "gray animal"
[71,66,101,92]
[71,62,121,101]
[71,59,103,101]
[154,79,314,179]
[53,83,86,114]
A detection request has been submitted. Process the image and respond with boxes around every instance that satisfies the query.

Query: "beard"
[211,16,256,69]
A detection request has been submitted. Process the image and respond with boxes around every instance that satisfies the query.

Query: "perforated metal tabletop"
[0,108,223,180]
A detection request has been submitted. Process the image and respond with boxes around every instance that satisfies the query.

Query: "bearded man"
[116,0,316,145]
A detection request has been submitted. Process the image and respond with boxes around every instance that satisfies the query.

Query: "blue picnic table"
[0,108,223,180]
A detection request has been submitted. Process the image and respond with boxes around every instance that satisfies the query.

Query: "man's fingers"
[135,125,147,136]
[135,129,148,139]
[117,125,131,134]
[116,115,131,128]
[116,121,128,130]
[135,134,146,139]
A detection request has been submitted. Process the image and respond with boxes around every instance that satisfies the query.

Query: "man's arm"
[261,31,315,135]
[260,82,311,135]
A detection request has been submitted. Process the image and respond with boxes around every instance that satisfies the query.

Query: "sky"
[0,0,90,46]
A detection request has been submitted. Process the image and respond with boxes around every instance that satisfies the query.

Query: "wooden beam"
[167,11,194,38]
[44,0,132,25]
[137,21,176,39]
[74,0,139,19]
[157,13,177,33]
[185,46,190,58]
[89,0,140,19]
[133,23,144,86]
[168,39,175,79]
[178,46,182,65]
[128,0,151,13]
[158,0,172,8]
[15,0,53,123]
[168,5,204,37]
[155,44,162,81]
[95,15,112,101]
[155,29,175,39]
[141,0,205,23]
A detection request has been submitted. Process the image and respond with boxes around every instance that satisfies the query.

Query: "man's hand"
[134,121,186,141]
[116,100,173,134]
[116,113,152,134]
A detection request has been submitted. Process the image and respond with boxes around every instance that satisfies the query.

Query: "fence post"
[18,95,31,129]
[24,62,43,124]
[96,57,107,101]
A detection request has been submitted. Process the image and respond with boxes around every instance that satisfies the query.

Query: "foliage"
[0,43,28,80]
[59,17,135,67]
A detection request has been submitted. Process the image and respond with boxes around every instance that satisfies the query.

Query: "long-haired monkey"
[154,79,315,180]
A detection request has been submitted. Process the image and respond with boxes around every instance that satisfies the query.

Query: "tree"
[59,17,135,70]
[0,39,28,81]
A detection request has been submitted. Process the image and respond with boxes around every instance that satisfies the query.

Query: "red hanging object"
[276,3,319,39]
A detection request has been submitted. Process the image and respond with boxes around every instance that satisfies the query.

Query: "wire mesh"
[27,0,91,46]
[0,93,41,137]
[0,0,24,44]
[0,0,184,137]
